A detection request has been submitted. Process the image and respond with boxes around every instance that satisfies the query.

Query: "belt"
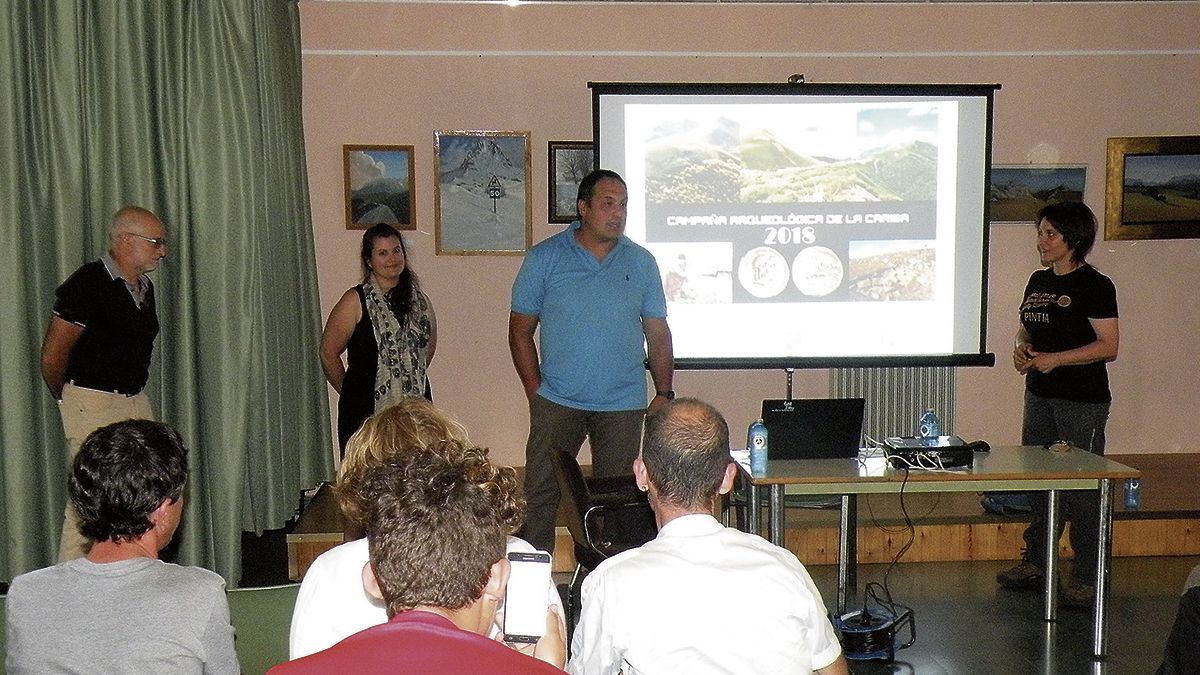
[67,380,142,397]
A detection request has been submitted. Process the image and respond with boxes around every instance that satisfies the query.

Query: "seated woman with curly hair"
[287,397,564,660]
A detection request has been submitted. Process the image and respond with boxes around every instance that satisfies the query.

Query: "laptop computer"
[760,398,866,460]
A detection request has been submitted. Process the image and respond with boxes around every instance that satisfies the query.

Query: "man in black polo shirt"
[40,205,168,561]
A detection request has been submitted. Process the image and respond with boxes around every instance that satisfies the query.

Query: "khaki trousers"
[56,382,155,561]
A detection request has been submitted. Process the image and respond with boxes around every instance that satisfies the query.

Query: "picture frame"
[1105,135,1200,241]
[548,141,595,223]
[434,130,532,255]
[343,144,415,230]
[989,165,1086,224]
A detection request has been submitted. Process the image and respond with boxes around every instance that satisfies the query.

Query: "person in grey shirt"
[5,420,238,674]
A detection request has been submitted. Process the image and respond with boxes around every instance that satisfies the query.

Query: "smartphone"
[503,551,552,643]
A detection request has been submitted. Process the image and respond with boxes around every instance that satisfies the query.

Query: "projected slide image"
[737,247,789,298]
[645,144,743,204]
[650,243,732,304]
[597,83,993,363]
[847,241,935,301]
[643,106,938,207]
[791,246,844,297]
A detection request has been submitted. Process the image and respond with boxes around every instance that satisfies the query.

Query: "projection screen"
[592,82,999,369]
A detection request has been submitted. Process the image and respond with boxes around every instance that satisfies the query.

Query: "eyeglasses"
[125,232,167,248]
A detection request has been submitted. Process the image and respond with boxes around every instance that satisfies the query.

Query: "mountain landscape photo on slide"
[644,111,938,205]
[438,135,527,250]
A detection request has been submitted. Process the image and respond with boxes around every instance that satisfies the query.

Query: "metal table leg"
[1043,489,1059,623]
[846,495,857,597]
[837,494,852,614]
[1093,478,1113,659]
[769,485,784,546]
[747,482,761,537]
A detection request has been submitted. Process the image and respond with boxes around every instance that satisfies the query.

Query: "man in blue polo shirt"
[40,205,168,561]
[509,169,674,554]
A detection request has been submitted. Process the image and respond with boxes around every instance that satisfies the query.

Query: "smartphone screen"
[503,551,552,643]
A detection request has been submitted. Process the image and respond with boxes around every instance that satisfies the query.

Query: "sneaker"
[981,492,1033,515]
[980,494,1007,515]
[997,560,1044,590]
[1060,578,1096,609]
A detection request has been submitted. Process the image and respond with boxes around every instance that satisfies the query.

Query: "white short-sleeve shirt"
[569,513,843,675]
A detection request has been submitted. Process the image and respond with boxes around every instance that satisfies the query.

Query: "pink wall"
[299,0,1200,467]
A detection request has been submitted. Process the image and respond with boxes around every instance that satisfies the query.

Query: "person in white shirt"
[288,398,564,659]
[569,398,849,675]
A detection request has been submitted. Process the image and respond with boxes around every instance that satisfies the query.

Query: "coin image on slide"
[792,246,844,296]
[738,246,789,298]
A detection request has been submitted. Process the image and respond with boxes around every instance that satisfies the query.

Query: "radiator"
[830,366,956,443]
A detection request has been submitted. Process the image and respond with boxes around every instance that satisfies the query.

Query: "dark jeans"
[516,394,645,554]
[1020,391,1110,583]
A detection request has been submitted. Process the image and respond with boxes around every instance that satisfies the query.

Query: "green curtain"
[0,0,332,585]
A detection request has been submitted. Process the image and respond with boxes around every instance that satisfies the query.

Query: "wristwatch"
[656,390,676,400]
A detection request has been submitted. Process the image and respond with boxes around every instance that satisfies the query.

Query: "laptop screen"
[760,398,866,460]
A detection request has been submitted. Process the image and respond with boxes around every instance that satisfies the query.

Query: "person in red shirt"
[270,449,564,674]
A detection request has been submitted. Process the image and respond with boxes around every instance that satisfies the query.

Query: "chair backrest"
[226,583,301,675]
[553,451,594,548]
[554,451,657,560]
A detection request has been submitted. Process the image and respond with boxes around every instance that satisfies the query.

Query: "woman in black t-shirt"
[996,202,1119,607]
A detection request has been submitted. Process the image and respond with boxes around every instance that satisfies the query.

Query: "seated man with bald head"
[569,398,849,675]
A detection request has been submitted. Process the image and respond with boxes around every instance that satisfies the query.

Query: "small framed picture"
[434,130,532,255]
[548,141,595,223]
[343,145,415,230]
[1105,135,1200,241]
[989,165,1086,225]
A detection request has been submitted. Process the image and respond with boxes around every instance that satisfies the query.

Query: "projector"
[883,436,973,469]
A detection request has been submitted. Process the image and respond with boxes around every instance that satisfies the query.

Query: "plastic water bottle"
[1124,478,1141,510]
[918,408,941,446]
[748,419,769,475]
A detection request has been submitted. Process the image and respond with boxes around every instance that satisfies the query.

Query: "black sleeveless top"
[336,285,433,452]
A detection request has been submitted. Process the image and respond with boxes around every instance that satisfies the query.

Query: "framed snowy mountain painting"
[434,130,532,255]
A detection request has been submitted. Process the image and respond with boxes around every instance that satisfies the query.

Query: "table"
[285,482,345,580]
[735,446,1139,659]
